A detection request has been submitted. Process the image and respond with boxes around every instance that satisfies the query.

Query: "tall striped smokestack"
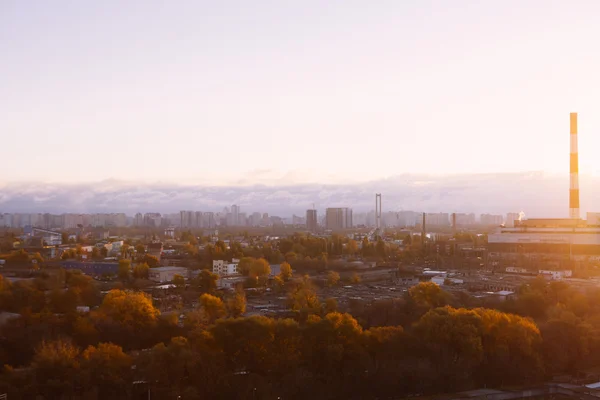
[570,112,580,219]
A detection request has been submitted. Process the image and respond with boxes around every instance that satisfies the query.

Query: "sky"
[2,1,600,185]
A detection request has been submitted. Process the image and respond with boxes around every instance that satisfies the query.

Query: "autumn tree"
[250,258,271,278]
[193,269,218,293]
[133,262,150,279]
[238,257,254,276]
[118,259,131,281]
[409,282,453,308]
[326,271,340,287]
[173,274,186,289]
[279,261,292,281]
[81,342,133,398]
[32,339,81,398]
[288,275,320,313]
[143,254,160,268]
[350,272,361,284]
[93,289,160,348]
[199,293,226,324]
[226,290,247,318]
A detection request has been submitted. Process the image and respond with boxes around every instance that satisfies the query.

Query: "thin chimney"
[570,112,580,219]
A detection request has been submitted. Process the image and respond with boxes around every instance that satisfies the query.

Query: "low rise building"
[148,266,188,283]
[538,269,572,280]
[212,259,239,276]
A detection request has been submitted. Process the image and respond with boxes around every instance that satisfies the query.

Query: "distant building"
[480,214,503,226]
[488,218,600,269]
[148,266,188,283]
[231,205,240,226]
[539,269,572,280]
[32,227,62,246]
[203,212,216,229]
[325,208,353,230]
[453,213,475,226]
[588,212,600,226]
[505,212,519,227]
[180,211,194,228]
[212,259,239,276]
[425,213,450,227]
[147,241,163,261]
[306,209,318,232]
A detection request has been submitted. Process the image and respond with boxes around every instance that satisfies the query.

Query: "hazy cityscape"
[4,1,600,400]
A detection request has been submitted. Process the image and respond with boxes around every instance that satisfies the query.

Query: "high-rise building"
[306,209,318,232]
[203,212,216,229]
[180,211,194,228]
[453,213,475,226]
[194,211,203,228]
[325,208,353,230]
[231,205,240,226]
[480,214,503,226]
[506,212,519,228]
[425,213,450,226]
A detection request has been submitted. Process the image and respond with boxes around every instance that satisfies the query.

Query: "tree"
[324,297,338,313]
[81,342,132,398]
[118,259,131,281]
[238,257,254,276]
[91,247,101,260]
[326,271,340,287]
[409,282,453,308]
[346,239,359,255]
[288,275,320,313]
[143,254,160,268]
[173,274,186,289]
[100,246,108,258]
[93,289,160,347]
[272,275,285,292]
[194,269,218,293]
[280,261,292,281]
[250,258,271,278]
[135,244,146,257]
[133,263,150,279]
[120,243,130,259]
[199,293,226,324]
[350,272,361,284]
[226,290,247,318]
[32,339,81,398]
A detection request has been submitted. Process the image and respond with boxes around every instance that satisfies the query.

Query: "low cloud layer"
[0,173,598,217]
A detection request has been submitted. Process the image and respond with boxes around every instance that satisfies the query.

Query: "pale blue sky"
[2,1,600,184]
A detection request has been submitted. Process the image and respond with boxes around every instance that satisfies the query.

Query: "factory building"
[488,113,600,270]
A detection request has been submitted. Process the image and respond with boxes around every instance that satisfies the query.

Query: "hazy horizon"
[1,171,599,218]
[3,1,600,184]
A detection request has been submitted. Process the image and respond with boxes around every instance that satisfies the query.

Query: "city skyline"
[1,171,599,217]
[4,1,600,183]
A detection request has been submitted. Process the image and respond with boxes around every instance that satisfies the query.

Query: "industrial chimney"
[570,112,580,219]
